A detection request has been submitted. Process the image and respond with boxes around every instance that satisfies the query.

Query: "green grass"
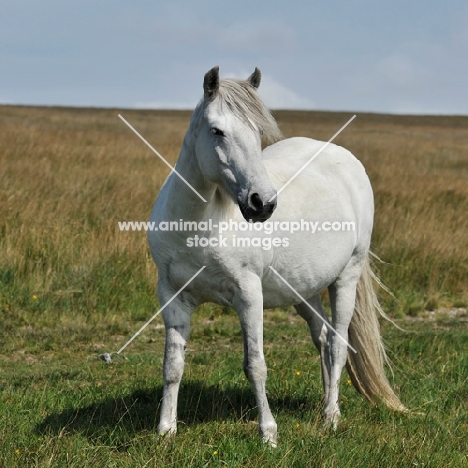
[1,304,467,467]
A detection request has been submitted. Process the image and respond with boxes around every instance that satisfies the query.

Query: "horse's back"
[263,137,373,223]
[264,137,368,186]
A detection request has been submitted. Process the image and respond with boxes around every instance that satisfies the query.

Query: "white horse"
[148,66,406,446]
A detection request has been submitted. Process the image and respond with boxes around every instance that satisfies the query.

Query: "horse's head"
[194,66,281,222]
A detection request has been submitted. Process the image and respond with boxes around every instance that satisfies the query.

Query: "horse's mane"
[217,78,282,145]
[189,77,282,145]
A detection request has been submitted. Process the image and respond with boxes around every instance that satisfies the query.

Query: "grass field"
[0,105,467,466]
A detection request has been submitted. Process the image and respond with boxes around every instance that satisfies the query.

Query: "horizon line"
[0,102,467,118]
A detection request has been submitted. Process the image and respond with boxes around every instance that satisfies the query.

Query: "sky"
[1,0,468,114]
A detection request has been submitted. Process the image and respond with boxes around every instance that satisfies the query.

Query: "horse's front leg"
[158,288,193,437]
[235,277,277,446]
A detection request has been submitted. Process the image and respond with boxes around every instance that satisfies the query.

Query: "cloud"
[134,73,314,111]
[258,75,315,109]
[218,69,314,109]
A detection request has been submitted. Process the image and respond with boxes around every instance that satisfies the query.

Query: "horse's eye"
[211,127,225,137]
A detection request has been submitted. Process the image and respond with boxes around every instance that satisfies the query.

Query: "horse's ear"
[204,66,220,100]
[247,67,261,89]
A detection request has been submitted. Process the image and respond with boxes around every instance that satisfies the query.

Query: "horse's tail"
[346,254,407,412]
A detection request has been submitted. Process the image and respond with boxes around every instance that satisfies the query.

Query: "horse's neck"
[161,130,215,221]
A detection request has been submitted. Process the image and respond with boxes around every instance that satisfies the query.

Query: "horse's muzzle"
[239,192,277,222]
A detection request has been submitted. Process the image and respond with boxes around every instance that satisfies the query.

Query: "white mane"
[190,77,283,145]
[217,78,282,144]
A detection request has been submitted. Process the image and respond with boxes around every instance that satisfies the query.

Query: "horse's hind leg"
[295,260,362,429]
[324,260,362,428]
[294,295,332,405]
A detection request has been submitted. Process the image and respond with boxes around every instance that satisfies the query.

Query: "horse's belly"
[261,233,355,308]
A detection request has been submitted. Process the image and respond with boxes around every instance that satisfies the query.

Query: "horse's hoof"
[158,423,177,437]
[322,411,340,432]
[262,435,277,448]
[260,424,277,448]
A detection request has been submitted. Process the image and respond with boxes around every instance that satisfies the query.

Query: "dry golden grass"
[0,105,467,317]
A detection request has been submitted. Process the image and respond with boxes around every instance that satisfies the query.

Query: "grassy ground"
[1,312,467,467]
[1,105,467,466]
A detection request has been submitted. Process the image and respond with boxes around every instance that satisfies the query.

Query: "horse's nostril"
[266,198,277,213]
[250,193,263,210]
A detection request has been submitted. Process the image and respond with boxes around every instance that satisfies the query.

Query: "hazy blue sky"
[1,0,467,114]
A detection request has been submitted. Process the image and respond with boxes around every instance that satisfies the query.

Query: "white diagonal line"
[118,114,207,203]
[116,266,206,354]
[269,115,356,202]
[268,266,357,353]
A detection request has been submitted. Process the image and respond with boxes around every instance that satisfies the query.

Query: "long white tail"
[346,255,407,412]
